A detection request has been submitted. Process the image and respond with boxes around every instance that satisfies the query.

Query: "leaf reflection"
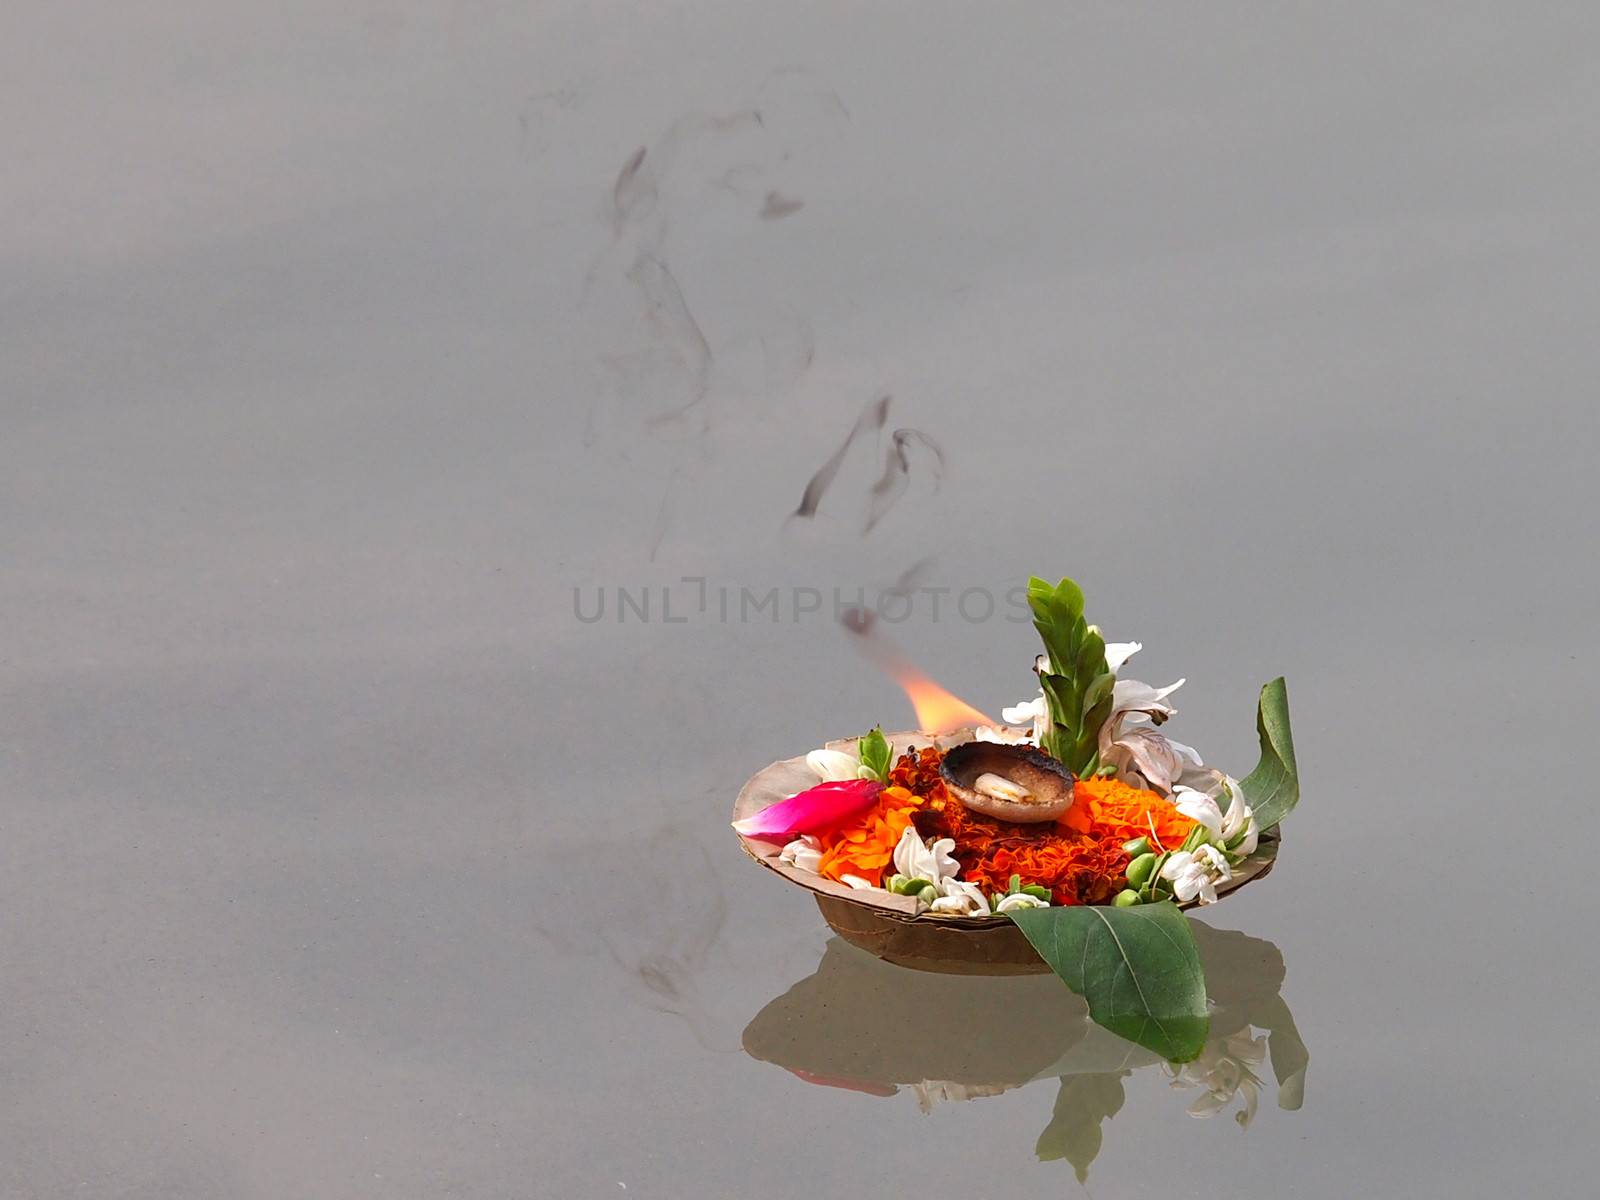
[742,920,1308,1181]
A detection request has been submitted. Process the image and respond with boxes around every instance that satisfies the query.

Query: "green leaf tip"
[1241,677,1298,831]
[1008,901,1210,1062]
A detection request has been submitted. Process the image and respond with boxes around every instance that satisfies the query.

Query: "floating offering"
[732,575,1299,1061]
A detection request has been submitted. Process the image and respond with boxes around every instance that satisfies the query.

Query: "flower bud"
[1113,889,1141,907]
[1125,852,1158,888]
[1122,837,1152,858]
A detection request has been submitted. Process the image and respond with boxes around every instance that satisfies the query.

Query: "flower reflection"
[742,921,1308,1183]
[1167,1029,1269,1127]
[910,1081,1009,1113]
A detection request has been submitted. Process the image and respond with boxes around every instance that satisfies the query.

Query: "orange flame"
[892,663,998,733]
[841,609,997,733]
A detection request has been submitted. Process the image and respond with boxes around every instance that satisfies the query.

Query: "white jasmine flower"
[1111,677,1186,722]
[1219,776,1259,857]
[1160,844,1232,904]
[974,724,1032,745]
[778,835,823,874]
[892,826,960,886]
[929,879,991,916]
[1176,772,1259,859]
[840,874,878,891]
[1104,641,1143,673]
[1000,692,1050,743]
[1102,719,1200,794]
[994,892,1049,913]
[1001,694,1046,725]
[1098,676,1198,794]
[805,748,861,783]
[911,1081,1009,1112]
[891,829,995,914]
[1167,736,1204,768]
[1173,786,1225,840]
[1167,1031,1268,1127]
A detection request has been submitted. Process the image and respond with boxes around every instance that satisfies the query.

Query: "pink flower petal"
[732,779,883,840]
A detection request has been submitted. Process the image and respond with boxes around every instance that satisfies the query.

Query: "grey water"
[4,4,1596,1196]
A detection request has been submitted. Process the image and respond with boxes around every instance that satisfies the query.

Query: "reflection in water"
[743,921,1308,1182]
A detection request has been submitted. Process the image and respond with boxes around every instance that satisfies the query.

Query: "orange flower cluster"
[815,784,926,885]
[1064,775,1198,849]
[887,744,949,799]
[813,745,944,887]
[806,746,1197,904]
[915,800,1129,907]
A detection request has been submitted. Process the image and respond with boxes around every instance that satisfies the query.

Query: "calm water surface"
[4,4,1596,1197]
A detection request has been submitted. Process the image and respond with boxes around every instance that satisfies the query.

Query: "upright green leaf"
[1034,1072,1128,1183]
[1240,677,1298,830]
[1026,576,1115,776]
[1027,575,1085,652]
[1008,902,1209,1062]
[857,726,892,782]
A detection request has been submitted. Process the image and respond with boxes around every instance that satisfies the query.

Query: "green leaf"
[1240,677,1298,830]
[1026,576,1115,777]
[1026,575,1084,647]
[1008,901,1210,1062]
[1034,1072,1128,1183]
[857,726,892,783]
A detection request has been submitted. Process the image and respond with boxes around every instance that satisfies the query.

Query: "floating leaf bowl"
[733,730,1279,976]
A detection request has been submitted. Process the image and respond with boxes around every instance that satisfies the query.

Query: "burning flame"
[891,663,997,734]
[841,608,997,733]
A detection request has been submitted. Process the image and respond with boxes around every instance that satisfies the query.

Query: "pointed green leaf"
[1240,677,1298,830]
[1083,672,1115,711]
[857,726,893,783]
[1073,634,1104,680]
[1008,901,1209,1062]
[1027,575,1084,635]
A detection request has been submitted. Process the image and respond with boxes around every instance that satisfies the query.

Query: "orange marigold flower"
[888,745,949,801]
[815,784,926,887]
[1064,776,1197,849]
[914,800,1128,906]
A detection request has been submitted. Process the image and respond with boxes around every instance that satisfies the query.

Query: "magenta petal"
[732,779,883,840]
